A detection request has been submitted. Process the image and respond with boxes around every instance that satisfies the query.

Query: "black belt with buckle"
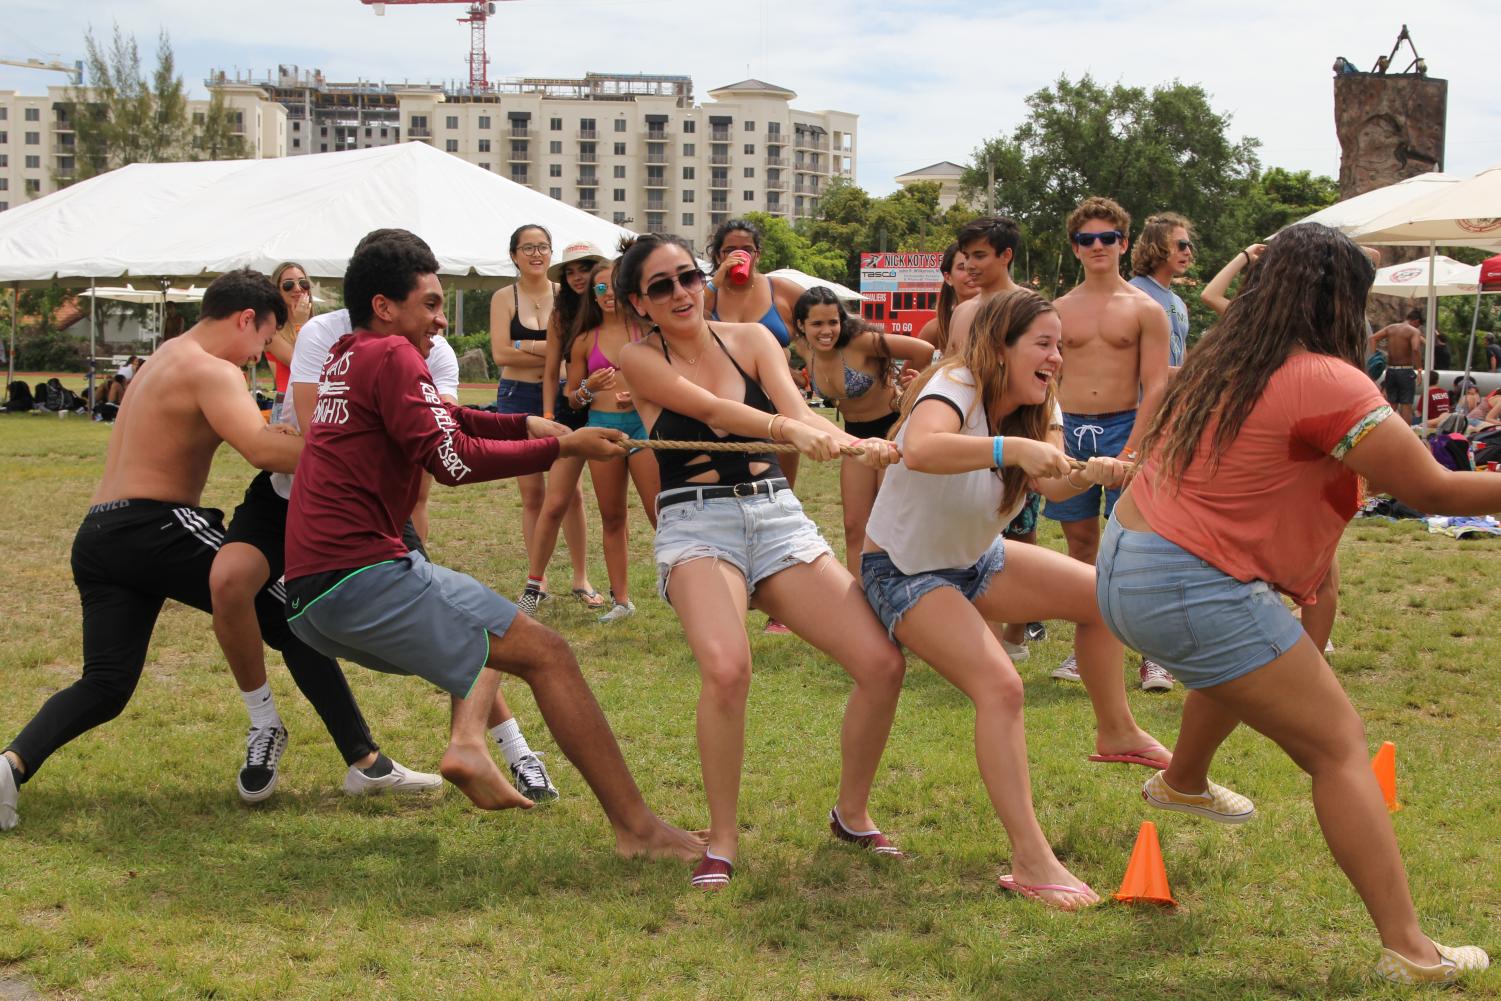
[657,477,789,510]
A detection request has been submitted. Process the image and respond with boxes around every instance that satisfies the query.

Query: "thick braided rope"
[618,438,1088,470]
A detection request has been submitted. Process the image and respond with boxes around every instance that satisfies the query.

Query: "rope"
[618,438,1088,470]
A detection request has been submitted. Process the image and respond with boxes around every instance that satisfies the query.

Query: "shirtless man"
[1370,309,1425,424]
[281,229,702,861]
[1045,197,1173,690]
[943,216,1023,358]
[2,270,303,831]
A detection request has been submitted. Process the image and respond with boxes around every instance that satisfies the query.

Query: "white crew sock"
[489,718,532,769]
[241,682,282,731]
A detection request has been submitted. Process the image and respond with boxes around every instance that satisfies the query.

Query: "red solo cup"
[728,251,753,285]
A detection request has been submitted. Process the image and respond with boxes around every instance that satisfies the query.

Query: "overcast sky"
[3,0,1497,195]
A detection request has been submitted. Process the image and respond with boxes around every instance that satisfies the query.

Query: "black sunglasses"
[643,269,706,303]
[1071,230,1123,248]
[281,278,311,292]
[1176,239,1195,253]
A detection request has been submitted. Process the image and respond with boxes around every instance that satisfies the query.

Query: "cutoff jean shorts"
[653,480,832,602]
[860,537,1007,640]
[1095,514,1305,689]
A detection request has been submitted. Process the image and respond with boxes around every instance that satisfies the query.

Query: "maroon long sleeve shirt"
[286,330,559,579]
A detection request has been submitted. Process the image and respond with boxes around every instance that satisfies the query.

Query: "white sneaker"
[1050,654,1081,681]
[1139,658,1175,692]
[0,756,19,831]
[237,725,289,804]
[1001,639,1030,663]
[342,756,443,796]
[598,599,636,624]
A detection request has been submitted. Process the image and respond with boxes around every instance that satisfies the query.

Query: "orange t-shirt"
[1132,352,1390,605]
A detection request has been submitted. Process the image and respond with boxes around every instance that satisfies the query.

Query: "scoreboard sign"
[859,251,942,335]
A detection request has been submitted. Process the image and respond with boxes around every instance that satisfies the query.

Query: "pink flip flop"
[829,808,905,858]
[997,874,1099,911]
[1087,747,1171,769]
[690,851,733,891]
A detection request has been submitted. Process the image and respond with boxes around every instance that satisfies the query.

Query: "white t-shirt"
[271,309,459,498]
[865,366,1062,574]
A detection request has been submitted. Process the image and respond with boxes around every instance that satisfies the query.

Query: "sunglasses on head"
[1071,230,1123,248]
[593,282,611,296]
[643,269,706,303]
[281,278,311,292]
[1176,239,1195,253]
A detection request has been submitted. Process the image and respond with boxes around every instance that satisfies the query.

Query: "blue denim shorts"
[1095,515,1305,689]
[861,537,1006,640]
[1043,408,1135,522]
[653,481,833,602]
[495,377,544,416]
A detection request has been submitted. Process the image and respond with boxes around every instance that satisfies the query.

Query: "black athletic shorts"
[225,472,426,574]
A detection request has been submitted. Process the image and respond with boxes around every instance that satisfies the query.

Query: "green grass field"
[0,409,1497,1000]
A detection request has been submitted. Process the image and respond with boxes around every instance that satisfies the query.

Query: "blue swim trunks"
[1043,408,1136,523]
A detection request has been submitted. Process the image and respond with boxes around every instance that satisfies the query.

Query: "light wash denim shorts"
[860,537,1007,640]
[653,480,832,602]
[1095,515,1305,689]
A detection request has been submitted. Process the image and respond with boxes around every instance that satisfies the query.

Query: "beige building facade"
[0,84,285,212]
[2,70,857,253]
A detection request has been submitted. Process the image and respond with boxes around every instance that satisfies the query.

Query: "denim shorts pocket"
[658,503,698,528]
[1112,581,1201,663]
[774,490,803,514]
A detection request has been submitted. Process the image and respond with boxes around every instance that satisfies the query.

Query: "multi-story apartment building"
[0,83,285,212]
[2,69,857,250]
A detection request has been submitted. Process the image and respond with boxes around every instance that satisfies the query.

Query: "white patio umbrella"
[1370,256,1480,298]
[1288,171,1464,237]
[766,268,867,305]
[1351,162,1501,421]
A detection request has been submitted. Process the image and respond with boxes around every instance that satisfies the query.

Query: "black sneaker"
[509,751,559,803]
[1025,621,1047,643]
[237,725,289,804]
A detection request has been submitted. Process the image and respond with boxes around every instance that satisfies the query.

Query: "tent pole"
[88,277,98,411]
[1421,242,1436,425]
[7,285,16,391]
[1462,288,1482,396]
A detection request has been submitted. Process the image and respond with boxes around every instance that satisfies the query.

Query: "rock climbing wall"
[1334,72,1449,328]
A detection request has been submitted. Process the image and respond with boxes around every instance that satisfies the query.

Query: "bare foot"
[614,816,708,862]
[1005,857,1101,912]
[440,741,534,811]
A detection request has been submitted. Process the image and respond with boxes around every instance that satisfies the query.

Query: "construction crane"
[0,57,83,85]
[361,0,522,92]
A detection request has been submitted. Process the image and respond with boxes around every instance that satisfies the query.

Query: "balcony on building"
[576,175,599,187]
[507,148,531,162]
[793,130,829,151]
[509,125,529,138]
[708,153,731,166]
[578,150,598,164]
[763,132,784,146]
[645,151,669,164]
[708,176,730,190]
[765,178,787,191]
[644,175,668,189]
[765,154,786,167]
[578,128,598,140]
[646,196,666,211]
[645,212,666,230]
[577,198,599,212]
[510,172,530,185]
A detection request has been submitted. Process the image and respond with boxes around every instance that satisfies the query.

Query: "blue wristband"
[992,435,1005,470]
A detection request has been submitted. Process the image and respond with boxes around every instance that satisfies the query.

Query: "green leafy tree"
[740,212,847,281]
[63,25,244,185]
[962,75,1263,297]
[804,181,975,284]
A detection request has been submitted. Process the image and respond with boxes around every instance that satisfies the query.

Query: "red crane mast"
[361,0,519,92]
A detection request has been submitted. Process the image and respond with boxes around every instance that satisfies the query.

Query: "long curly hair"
[895,288,1058,518]
[1138,223,1375,486]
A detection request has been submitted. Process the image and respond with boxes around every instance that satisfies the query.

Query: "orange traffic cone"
[1114,820,1176,906]
[1371,741,1401,813]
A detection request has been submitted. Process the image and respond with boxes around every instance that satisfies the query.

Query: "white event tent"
[1370,256,1481,299]
[0,141,633,390]
[765,268,867,306]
